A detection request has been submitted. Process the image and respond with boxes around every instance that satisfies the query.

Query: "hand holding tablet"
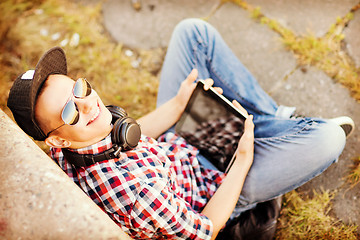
[175,80,248,173]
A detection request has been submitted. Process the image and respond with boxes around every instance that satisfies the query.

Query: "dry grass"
[0,0,45,111]
[276,190,358,239]
[1,0,359,238]
[1,0,161,120]
[222,0,360,102]
[347,156,360,189]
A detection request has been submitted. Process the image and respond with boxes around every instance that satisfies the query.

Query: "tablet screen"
[175,80,246,172]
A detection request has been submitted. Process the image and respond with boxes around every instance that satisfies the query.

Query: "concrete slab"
[102,0,219,49]
[271,66,359,118]
[246,0,359,37]
[344,10,360,68]
[333,186,360,226]
[208,2,297,92]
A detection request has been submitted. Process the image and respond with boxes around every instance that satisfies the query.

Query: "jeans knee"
[175,18,206,32]
[173,18,211,40]
[240,119,346,204]
[315,120,346,160]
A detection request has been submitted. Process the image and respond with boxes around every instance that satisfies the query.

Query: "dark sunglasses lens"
[73,78,91,98]
[62,100,79,125]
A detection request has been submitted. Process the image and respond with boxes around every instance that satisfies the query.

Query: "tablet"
[175,80,247,173]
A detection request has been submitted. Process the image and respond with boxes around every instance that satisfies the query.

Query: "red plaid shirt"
[51,132,225,239]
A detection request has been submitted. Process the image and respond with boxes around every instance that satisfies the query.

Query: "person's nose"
[74,95,94,115]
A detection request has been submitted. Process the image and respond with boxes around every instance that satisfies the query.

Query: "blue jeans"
[157,18,346,216]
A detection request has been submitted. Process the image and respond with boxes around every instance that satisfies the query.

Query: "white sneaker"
[329,116,355,138]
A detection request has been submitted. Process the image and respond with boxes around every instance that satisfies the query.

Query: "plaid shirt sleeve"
[130,178,213,239]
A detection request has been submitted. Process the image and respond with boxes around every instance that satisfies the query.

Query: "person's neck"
[67,130,112,150]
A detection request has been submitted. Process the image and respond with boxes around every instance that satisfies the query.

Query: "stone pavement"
[98,0,360,231]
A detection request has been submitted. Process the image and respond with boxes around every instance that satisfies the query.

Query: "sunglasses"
[46,78,92,137]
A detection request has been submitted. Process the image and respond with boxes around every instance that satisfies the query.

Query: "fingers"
[239,115,254,144]
[203,78,214,90]
[236,114,254,159]
[202,78,224,95]
[232,100,249,118]
[244,115,254,133]
[185,69,198,84]
[188,69,225,95]
[213,87,223,95]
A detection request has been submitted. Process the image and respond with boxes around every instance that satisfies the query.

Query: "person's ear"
[44,135,71,148]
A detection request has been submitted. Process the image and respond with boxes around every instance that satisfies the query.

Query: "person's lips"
[87,103,101,125]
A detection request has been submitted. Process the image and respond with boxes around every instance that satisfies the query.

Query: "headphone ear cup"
[111,117,141,151]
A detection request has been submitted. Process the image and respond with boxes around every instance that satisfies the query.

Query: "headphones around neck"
[107,105,141,153]
[62,105,141,167]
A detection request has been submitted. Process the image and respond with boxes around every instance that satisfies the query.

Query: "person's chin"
[103,107,113,126]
